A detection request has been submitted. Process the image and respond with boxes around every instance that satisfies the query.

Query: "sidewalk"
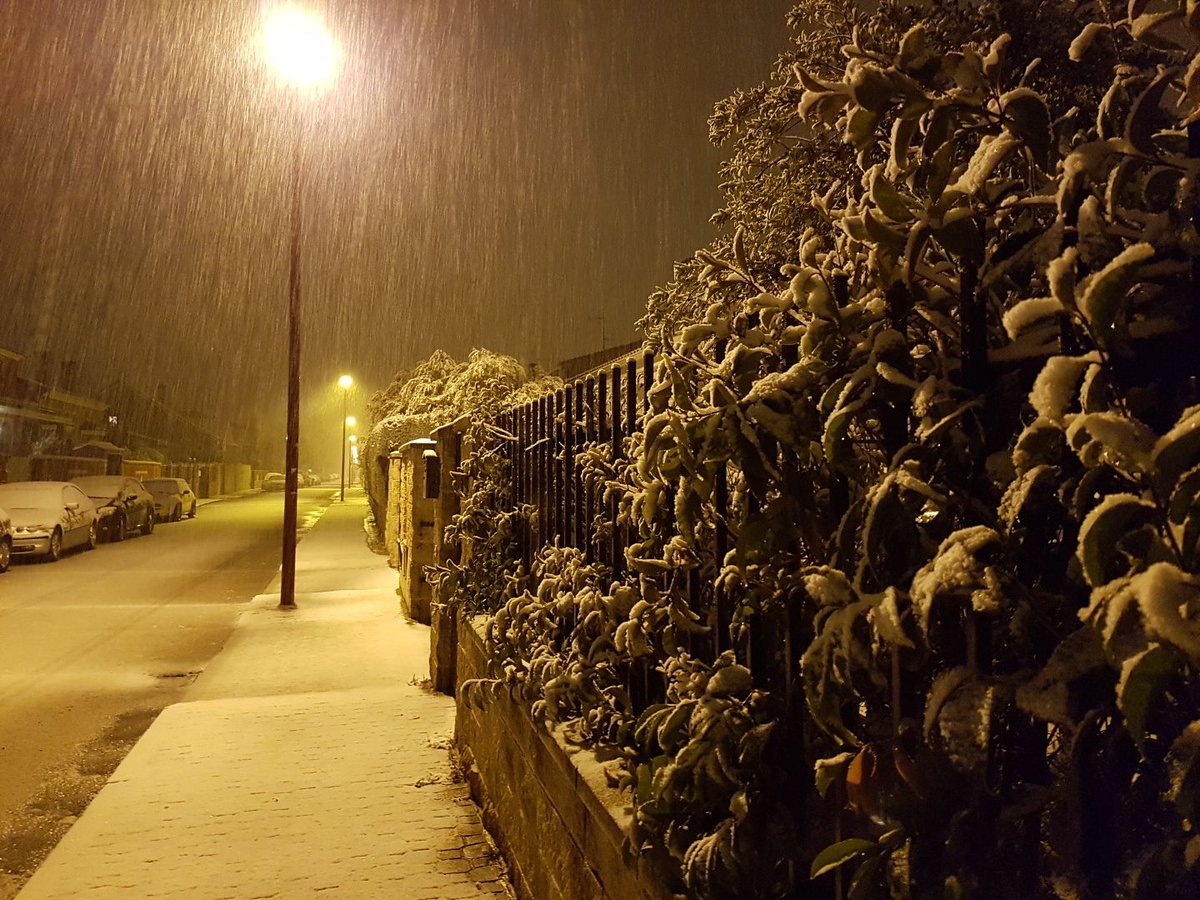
[18,489,513,900]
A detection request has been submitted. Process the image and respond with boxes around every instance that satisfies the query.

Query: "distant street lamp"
[338,374,353,501]
[264,6,339,609]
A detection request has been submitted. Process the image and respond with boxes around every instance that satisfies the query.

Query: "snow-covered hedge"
[361,349,560,539]
[441,2,1200,896]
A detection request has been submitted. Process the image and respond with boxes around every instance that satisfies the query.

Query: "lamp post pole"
[280,120,304,610]
[264,7,338,610]
[340,394,348,501]
[337,376,353,501]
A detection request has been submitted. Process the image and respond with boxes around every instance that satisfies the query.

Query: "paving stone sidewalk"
[18,491,514,900]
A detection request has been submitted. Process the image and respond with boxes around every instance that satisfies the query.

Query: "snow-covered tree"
[361,349,559,538]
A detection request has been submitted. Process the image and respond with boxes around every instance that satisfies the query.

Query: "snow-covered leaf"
[1076,493,1157,587]
[1002,88,1052,167]
[924,667,993,778]
[1082,563,1200,660]
[1154,406,1200,496]
[810,838,877,879]
[870,169,915,222]
[1016,627,1107,726]
[1126,68,1173,154]
[1078,243,1155,345]
[1117,642,1176,750]
[1069,22,1110,61]
[1029,355,1097,423]
[1065,411,1155,475]
[1166,720,1200,820]
[911,526,1004,634]
[1002,297,1063,340]
[814,751,856,799]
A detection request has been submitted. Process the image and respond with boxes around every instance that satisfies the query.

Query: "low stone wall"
[455,620,673,900]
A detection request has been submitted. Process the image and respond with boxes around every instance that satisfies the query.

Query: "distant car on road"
[143,477,198,521]
[71,475,156,542]
[0,481,98,562]
[261,472,286,491]
[0,505,11,572]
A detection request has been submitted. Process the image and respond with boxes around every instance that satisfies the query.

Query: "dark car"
[143,477,198,521]
[0,505,11,572]
[71,475,156,542]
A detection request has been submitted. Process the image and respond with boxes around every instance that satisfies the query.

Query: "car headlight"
[15,524,50,534]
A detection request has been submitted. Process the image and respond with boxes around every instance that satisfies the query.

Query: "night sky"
[0,1,792,469]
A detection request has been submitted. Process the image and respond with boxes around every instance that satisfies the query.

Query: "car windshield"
[143,480,177,492]
[73,476,126,498]
[0,485,62,508]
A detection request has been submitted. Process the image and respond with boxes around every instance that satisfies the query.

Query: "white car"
[143,477,198,521]
[0,481,99,561]
[261,472,286,492]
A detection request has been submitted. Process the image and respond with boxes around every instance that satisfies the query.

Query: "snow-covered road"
[0,488,335,889]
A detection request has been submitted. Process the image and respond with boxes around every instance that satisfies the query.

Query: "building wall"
[123,458,163,481]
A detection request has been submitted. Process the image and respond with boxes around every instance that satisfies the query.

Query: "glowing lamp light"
[345,415,357,427]
[264,7,340,89]
[338,374,353,390]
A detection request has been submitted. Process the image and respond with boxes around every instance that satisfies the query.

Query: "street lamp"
[264,6,339,609]
[338,374,353,501]
[344,418,357,490]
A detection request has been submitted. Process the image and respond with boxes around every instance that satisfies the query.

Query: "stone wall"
[455,621,674,900]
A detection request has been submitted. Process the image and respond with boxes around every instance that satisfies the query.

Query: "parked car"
[0,505,11,572]
[71,475,155,541]
[261,472,286,491]
[0,481,99,562]
[143,477,198,521]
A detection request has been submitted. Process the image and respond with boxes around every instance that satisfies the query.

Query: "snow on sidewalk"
[18,492,513,899]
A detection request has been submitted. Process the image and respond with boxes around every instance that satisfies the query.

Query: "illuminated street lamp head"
[349,434,358,444]
[338,374,353,390]
[264,6,339,90]
[345,415,357,428]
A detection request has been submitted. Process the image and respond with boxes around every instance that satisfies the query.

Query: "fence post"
[597,372,609,568]
[584,376,597,563]
[610,364,623,578]
[564,385,574,549]
[574,382,586,551]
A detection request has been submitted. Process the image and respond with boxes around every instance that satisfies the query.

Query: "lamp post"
[338,374,352,501]
[264,6,339,609]
[344,416,357,493]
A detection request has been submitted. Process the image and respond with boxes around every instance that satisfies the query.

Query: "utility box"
[388,438,439,623]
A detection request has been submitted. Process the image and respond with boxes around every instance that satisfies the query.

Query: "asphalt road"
[0,487,336,893]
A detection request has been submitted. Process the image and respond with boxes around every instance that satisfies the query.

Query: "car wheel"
[86,522,98,550]
[46,529,63,562]
[142,510,155,535]
[0,536,10,573]
[111,514,127,542]
[172,504,182,522]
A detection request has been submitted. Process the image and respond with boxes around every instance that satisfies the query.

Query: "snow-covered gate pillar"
[430,415,470,694]
[390,438,439,623]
